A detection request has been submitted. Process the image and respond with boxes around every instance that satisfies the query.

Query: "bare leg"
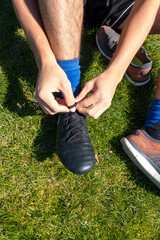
[150,7,160,34]
[38,0,83,60]
[154,70,160,99]
[12,0,80,114]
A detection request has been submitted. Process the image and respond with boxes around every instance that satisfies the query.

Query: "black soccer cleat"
[56,111,95,174]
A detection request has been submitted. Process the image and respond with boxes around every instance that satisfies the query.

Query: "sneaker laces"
[109,38,118,51]
[63,112,85,143]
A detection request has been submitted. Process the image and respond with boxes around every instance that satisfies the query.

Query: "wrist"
[104,66,124,85]
[27,33,57,70]
[108,56,130,78]
[37,52,57,71]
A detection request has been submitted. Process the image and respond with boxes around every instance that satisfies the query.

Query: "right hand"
[34,63,76,114]
[76,69,120,119]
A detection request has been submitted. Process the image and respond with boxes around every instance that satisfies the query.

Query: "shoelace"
[63,112,84,143]
[109,39,118,50]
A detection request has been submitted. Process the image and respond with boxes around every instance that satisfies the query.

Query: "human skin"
[76,0,160,119]
[12,0,160,117]
[12,0,83,114]
[154,70,160,99]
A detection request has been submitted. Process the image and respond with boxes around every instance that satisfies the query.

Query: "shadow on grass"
[0,1,58,161]
[32,115,58,161]
[0,1,38,117]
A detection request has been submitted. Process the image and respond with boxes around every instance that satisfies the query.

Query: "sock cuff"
[57,58,81,97]
[144,99,160,128]
[57,58,80,72]
[150,99,160,108]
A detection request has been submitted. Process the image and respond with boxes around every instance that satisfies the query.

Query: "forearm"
[12,0,57,70]
[107,0,160,82]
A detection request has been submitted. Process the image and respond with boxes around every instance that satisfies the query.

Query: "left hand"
[76,70,120,119]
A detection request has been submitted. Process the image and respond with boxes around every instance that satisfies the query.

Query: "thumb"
[75,82,93,103]
[62,81,76,112]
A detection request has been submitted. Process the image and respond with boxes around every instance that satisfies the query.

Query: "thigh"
[150,6,160,34]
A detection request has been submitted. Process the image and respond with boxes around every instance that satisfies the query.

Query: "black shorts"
[84,0,135,30]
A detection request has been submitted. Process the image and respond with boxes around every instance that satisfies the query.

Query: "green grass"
[0,1,160,239]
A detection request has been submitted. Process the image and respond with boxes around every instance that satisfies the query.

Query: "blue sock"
[57,58,81,97]
[144,99,160,140]
[144,99,160,127]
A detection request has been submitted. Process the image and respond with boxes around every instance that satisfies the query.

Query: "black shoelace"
[63,112,85,143]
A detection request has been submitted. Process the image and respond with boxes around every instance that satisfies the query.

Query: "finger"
[56,98,77,110]
[76,93,96,108]
[77,108,91,118]
[61,82,76,112]
[56,97,78,112]
[34,95,55,115]
[40,103,54,115]
[34,92,55,114]
[36,96,59,115]
[87,102,108,119]
[35,91,70,114]
[75,82,93,102]
[78,101,109,119]
[68,102,77,109]
[46,92,71,112]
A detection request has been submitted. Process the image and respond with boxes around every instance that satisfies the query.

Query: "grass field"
[0,1,160,239]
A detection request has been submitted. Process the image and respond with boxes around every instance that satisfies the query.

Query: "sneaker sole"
[121,137,160,189]
[125,72,151,86]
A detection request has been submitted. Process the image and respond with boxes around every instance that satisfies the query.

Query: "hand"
[34,63,76,114]
[76,70,120,119]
